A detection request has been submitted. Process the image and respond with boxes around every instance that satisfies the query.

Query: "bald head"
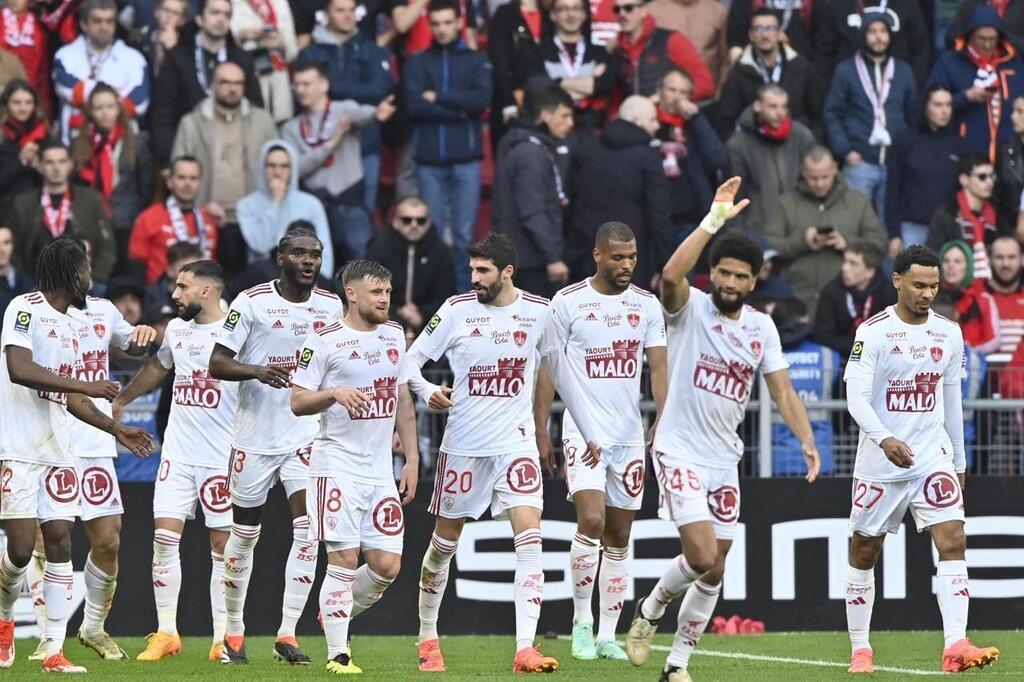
[619,95,659,136]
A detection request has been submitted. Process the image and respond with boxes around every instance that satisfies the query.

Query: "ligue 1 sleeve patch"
[850,340,864,362]
[299,347,313,369]
[426,314,442,335]
[13,311,30,333]
[224,310,241,331]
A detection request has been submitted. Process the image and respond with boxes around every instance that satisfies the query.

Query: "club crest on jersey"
[224,310,241,331]
[387,347,399,365]
[931,347,943,363]
[513,330,527,347]
[313,321,326,332]
[750,340,762,358]
[299,348,314,369]
[850,340,864,362]
[426,313,442,335]
[14,311,30,333]
[628,313,640,328]
[93,323,106,338]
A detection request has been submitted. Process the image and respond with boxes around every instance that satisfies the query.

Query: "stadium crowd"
[3,0,1024,474]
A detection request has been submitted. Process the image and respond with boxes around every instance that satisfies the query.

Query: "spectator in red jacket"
[0,0,52,118]
[612,0,713,101]
[129,155,218,284]
[938,239,1001,354]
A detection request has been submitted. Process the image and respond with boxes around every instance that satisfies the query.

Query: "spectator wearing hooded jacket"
[885,84,967,252]
[928,4,1024,163]
[824,12,918,229]
[938,239,1001,354]
[945,0,1024,54]
[813,240,896,356]
[296,0,395,214]
[612,0,713,101]
[816,0,931,86]
[403,0,492,293]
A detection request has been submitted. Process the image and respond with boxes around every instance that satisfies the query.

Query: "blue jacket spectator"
[928,4,1024,162]
[770,298,839,476]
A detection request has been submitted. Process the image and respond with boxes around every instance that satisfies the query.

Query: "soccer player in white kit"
[625,178,821,682]
[843,246,999,674]
[209,227,344,664]
[0,238,153,673]
[113,260,239,662]
[405,234,601,674]
[533,222,667,662]
[291,260,419,675]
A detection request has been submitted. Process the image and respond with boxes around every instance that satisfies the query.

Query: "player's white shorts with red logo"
[75,457,123,521]
[309,476,404,553]
[227,443,312,508]
[154,458,232,528]
[429,452,544,520]
[652,452,740,540]
[849,468,965,537]
[0,460,81,522]
[563,438,645,511]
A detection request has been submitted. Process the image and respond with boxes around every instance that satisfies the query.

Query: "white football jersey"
[843,307,965,482]
[0,293,78,465]
[409,290,562,457]
[68,298,135,458]
[292,319,409,484]
[653,288,788,468]
[157,317,239,467]
[552,280,666,446]
[218,281,343,454]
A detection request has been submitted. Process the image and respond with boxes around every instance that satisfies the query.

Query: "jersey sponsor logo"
[13,311,30,333]
[349,350,360,359]
[584,340,640,379]
[272,319,285,329]
[470,328,482,337]
[628,313,640,328]
[387,347,400,365]
[47,329,57,338]
[468,358,527,397]
[585,312,598,321]
[891,346,902,355]
[81,466,114,505]
[45,467,79,503]
[910,345,927,360]
[173,369,223,408]
[298,347,314,369]
[353,377,398,420]
[512,314,537,325]
[372,497,404,535]
[465,316,490,324]
[267,351,301,373]
[426,313,442,335]
[224,310,241,331]
[75,350,108,382]
[708,484,740,522]
[513,330,527,347]
[923,471,961,509]
[292,321,309,336]
[931,347,943,363]
[692,353,754,404]
[850,340,864,362]
[92,323,106,339]
[188,344,206,357]
[623,459,644,497]
[506,457,541,493]
[885,372,940,412]
[604,313,622,327]
[885,331,907,339]
[175,341,183,349]
[38,364,73,404]
[200,475,231,513]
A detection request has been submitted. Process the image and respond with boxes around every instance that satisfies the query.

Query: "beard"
[178,301,202,321]
[993,267,1022,288]
[712,286,746,315]
[474,280,503,304]
[71,288,88,310]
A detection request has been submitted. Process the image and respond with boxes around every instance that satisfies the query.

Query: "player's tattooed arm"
[764,368,821,482]
[395,383,419,505]
[113,355,171,419]
[209,343,290,388]
[67,393,155,457]
[5,346,118,400]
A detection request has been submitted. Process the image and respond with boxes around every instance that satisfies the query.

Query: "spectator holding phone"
[764,145,887,314]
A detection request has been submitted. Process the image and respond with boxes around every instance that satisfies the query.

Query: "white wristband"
[699,202,733,235]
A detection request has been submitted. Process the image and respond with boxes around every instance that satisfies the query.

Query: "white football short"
[428,452,544,520]
[309,476,404,553]
[153,458,232,529]
[651,451,740,540]
[75,457,123,521]
[563,438,645,511]
[0,460,81,522]
[849,468,966,537]
[227,443,312,508]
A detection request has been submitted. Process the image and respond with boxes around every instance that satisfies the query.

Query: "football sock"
[351,565,394,619]
[27,550,46,628]
[81,553,116,636]
[666,580,721,670]
[223,523,260,638]
[320,565,356,659]
[151,529,181,636]
[210,551,227,643]
[418,533,457,642]
[279,516,317,639]
[935,560,969,648]
[845,565,875,653]
[0,553,27,621]
[597,545,629,641]
[43,561,73,657]
[513,529,544,653]
[642,554,702,621]
[569,532,600,625]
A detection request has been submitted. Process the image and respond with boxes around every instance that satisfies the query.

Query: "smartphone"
[816,226,835,235]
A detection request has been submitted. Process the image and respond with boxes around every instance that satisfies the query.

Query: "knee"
[685,547,718,575]
[935,524,967,561]
[374,557,401,582]
[849,537,883,570]
[577,510,605,539]
[602,527,631,550]
[92,532,121,560]
[44,534,72,564]
[5,544,33,568]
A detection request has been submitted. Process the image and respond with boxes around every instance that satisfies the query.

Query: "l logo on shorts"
[200,475,231,513]
[373,498,404,535]
[507,458,541,494]
[708,485,739,522]
[923,472,961,508]
[82,467,113,505]
[46,467,79,503]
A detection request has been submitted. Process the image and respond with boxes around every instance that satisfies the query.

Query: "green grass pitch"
[4,631,1020,679]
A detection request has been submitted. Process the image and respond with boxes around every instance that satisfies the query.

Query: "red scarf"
[758,114,792,141]
[78,123,122,200]
[521,8,542,42]
[246,0,286,70]
[956,189,996,244]
[2,117,47,147]
[41,189,71,238]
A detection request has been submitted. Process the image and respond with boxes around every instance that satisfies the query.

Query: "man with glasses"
[926,154,1011,279]
[716,8,822,140]
[612,0,713,101]
[171,61,278,276]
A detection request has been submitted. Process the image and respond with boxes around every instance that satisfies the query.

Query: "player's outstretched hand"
[537,430,555,476]
[115,424,154,458]
[399,461,418,505]
[333,386,371,418]
[253,365,291,389]
[880,437,914,469]
[581,442,602,468]
[128,325,158,349]
[85,380,120,401]
[712,176,752,220]
[429,385,454,410]
[802,441,821,483]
